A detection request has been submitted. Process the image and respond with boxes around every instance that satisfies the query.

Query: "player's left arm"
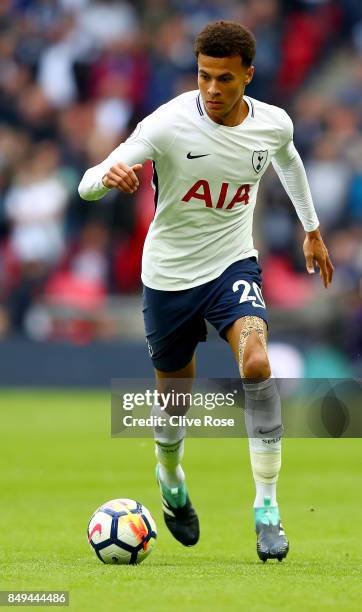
[302,227,333,289]
[272,113,333,288]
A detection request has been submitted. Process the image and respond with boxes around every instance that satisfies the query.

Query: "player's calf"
[151,402,200,546]
[151,401,186,490]
[243,377,287,562]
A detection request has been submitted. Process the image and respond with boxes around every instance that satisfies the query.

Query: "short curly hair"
[194,21,256,67]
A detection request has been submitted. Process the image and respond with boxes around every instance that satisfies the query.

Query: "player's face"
[197,54,254,124]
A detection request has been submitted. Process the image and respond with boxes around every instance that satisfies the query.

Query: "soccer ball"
[87,498,157,564]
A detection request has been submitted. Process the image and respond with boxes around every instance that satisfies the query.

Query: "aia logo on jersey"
[252,150,268,173]
[182,180,250,210]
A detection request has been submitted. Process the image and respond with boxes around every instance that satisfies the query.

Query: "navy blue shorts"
[142,257,268,372]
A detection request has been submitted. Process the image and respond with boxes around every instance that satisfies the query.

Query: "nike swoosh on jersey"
[187,152,211,159]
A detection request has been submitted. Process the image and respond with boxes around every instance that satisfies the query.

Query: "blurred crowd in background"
[0,0,361,375]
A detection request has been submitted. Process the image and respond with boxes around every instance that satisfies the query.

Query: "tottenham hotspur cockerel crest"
[252,150,268,174]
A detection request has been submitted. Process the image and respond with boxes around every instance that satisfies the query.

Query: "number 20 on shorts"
[232,280,266,309]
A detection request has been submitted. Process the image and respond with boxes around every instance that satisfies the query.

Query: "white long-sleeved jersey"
[78,90,319,290]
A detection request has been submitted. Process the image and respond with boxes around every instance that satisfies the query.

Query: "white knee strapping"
[238,316,267,378]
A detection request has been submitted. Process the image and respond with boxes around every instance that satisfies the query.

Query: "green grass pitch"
[0,390,361,611]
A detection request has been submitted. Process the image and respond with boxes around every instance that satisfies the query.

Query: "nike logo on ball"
[187,152,211,159]
[88,523,102,541]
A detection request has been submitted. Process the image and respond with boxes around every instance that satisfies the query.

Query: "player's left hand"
[303,228,334,288]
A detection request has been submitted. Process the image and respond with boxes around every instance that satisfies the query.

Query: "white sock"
[152,402,186,490]
[156,440,185,489]
[254,482,277,507]
[158,463,185,490]
[248,437,281,509]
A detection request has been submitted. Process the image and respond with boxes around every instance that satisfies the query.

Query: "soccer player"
[79,21,333,562]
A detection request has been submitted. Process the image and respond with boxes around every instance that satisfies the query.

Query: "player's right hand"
[102,162,143,193]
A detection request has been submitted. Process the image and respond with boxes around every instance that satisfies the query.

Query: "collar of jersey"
[198,93,253,130]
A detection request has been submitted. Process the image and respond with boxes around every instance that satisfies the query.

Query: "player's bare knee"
[243,351,271,379]
[237,318,268,378]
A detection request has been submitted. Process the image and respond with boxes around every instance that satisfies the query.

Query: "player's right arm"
[101,161,143,194]
[78,105,175,201]
[78,136,152,201]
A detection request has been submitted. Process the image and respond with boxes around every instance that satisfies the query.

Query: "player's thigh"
[143,284,206,374]
[205,258,268,353]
